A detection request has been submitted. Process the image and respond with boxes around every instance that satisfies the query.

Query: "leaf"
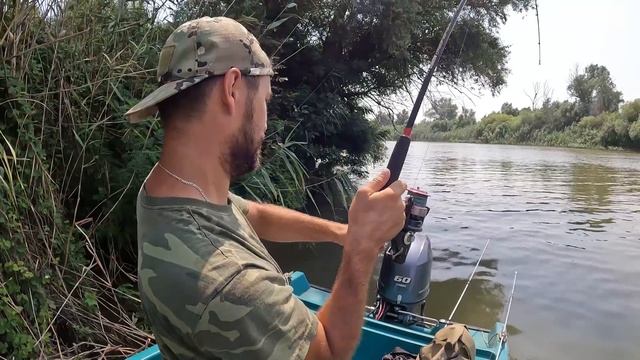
[72,129,85,147]
[84,292,98,310]
[333,177,348,210]
[286,2,297,8]
[242,183,261,202]
[306,189,321,215]
[266,16,292,31]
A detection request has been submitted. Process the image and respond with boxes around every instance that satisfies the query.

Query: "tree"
[373,111,396,126]
[621,99,640,123]
[546,100,580,130]
[252,0,531,179]
[629,121,640,147]
[500,102,519,116]
[524,81,552,110]
[425,97,458,121]
[456,107,476,128]
[396,109,410,125]
[172,0,531,180]
[373,109,409,127]
[568,64,623,116]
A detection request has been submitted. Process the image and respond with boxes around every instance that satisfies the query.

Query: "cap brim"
[125,75,209,123]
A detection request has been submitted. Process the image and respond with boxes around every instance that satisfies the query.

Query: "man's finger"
[360,169,390,195]
[386,179,407,197]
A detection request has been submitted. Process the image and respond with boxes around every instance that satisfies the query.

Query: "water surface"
[267,142,640,359]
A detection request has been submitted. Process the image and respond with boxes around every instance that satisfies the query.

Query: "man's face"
[225,76,272,179]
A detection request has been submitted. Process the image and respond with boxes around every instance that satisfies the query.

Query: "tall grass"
[0,0,343,358]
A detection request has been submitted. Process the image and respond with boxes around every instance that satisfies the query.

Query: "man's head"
[125,17,273,179]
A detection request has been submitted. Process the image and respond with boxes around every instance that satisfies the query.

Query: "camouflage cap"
[125,16,273,123]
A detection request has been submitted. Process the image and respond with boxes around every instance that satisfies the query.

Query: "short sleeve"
[228,192,250,215]
[194,267,318,360]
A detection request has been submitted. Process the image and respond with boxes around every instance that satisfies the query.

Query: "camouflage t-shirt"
[136,187,318,360]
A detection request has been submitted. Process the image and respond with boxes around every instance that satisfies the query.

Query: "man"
[126,17,406,360]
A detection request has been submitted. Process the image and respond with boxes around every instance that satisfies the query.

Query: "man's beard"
[223,101,263,180]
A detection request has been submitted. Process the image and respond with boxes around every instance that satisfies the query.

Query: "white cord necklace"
[157,162,210,203]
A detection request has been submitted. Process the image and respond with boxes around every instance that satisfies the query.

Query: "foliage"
[373,111,396,126]
[568,64,623,116]
[629,121,640,142]
[500,102,519,116]
[406,98,640,149]
[455,107,476,128]
[373,109,409,127]
[398,64,640,151]
[621,99,640,123]
[425,98,459,121]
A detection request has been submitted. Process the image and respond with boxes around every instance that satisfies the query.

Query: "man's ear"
[221,68,242,115]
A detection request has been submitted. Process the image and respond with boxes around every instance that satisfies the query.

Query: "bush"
[621,99,640,123]
[578,115,606,129]
[475,113,518,143]
[598,115,629,147]
[413,99,640,150]
[629,121,640,147]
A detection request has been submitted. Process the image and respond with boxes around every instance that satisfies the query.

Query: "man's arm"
[305,170,407,360]
[245,201,348,245]
[305,245,379,359]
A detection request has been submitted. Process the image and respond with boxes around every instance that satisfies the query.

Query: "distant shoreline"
[383,137,640,153]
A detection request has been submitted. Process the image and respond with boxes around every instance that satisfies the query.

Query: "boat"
[127,271,509,360]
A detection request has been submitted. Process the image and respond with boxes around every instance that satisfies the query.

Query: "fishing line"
[411,142,430,188]
[411,20,467,189]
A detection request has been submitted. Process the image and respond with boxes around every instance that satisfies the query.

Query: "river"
[266,142,640,360]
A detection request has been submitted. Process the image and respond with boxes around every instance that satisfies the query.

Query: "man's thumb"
[363,169,390,193]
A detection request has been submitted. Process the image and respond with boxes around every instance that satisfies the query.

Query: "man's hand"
[345,169,407,257]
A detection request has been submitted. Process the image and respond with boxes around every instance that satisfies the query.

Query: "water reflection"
[266,242,341,289]
[430,156,460,179]
[434,250,499,271]
[426,278,505,330]
[569,162,616,213]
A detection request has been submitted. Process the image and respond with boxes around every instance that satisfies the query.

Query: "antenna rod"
[384,0,468,187]
[496,271,518,359]
[535,0,541,65]
[447,238,491,322]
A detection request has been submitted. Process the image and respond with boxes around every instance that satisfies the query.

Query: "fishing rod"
[496,271,518,359]
[447,238,491,322]
[384,0,469,188]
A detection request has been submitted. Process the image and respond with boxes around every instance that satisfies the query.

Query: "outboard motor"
[376,188,432,323]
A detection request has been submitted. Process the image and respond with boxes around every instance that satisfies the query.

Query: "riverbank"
[377,96,640,152]
[381,102,640,152]
[384,135,636,153]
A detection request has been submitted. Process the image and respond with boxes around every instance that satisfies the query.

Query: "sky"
[428,0,640,120]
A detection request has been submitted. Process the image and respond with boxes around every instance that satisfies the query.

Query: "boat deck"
[290,272,508,360]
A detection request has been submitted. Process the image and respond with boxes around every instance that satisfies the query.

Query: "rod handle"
[384,135,411,188]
